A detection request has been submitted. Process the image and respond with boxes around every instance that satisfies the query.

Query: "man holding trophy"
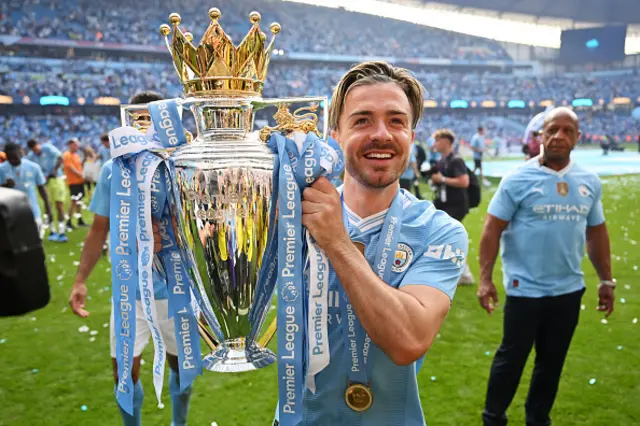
[82,8,467,425]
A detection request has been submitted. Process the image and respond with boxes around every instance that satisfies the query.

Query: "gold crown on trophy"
[159,8,280,98]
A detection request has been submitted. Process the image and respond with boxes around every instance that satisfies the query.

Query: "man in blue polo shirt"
[26,139,69,242]
[0,142,52,238]
[68,91,194,426]
[477,107,614,426]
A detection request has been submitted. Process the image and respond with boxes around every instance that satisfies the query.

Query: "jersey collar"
[537,158,574,178]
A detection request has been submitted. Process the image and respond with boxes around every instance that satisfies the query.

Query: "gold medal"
[345,383,373,412]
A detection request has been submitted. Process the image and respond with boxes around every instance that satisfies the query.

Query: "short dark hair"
[129,90,164,105]
[4,142,20,155]
[478,126,484,131]
[433,128,456,144]
[26,139,38,149]
[67,138,79,146]
[100,133,109,142]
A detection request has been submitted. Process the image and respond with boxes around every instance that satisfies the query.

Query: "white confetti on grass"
[89,330,98,336]
[89,337,96,342]
[580,304,586,311]
[73,261,80,266]
[617,346,623,351]
[633,318,638,324]
[620,298,626,304]
[78,326,89,333]
[601,319,608,325]
[589,378,596,385]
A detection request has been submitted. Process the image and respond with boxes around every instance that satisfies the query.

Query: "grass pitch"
[1,175,639,426]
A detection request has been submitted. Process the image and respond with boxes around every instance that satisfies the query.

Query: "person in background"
[399,142,422,199]
[82,145,100,196]
[0,142,52,239]
[62,138,87,229]
[97,133,111,164]
[69,90,195,426]
[425,128,474,285]
[470,126,488,186]
[478,107,614,426]
[26,138,68,242]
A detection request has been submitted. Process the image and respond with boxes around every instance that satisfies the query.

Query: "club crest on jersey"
[578,184,590,198]
[392,243,414,273]
[556,182,569,197]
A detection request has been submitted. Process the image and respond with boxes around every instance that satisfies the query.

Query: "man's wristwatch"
[599,279,616,288]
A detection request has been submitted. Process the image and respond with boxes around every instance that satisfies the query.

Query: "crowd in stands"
[0,0,510,60]
[1,111,637,157]
[4,58,640,106]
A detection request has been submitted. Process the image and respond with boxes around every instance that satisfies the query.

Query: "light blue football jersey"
[488,158,605,298]
[0,159,46,219]
[27,143,63,177]
[90,159,168,301]
[276,189,468,425]
[97,144,111,163]
[470,133,484,160]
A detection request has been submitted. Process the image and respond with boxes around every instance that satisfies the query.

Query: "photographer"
[423,129,474,285]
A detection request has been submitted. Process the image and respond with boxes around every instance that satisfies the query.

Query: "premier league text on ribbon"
[169,251,197,371]
[310,249,327,356]
[136,153,166,382]
[115,160,134,393]
[280,162,300,415]
[376,216,399,279]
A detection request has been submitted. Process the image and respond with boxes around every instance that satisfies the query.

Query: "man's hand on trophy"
[302,177,349,253]
[69,282,90,318]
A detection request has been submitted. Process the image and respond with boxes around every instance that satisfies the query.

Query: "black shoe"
[78,219,89,227]
[67,220,76,231]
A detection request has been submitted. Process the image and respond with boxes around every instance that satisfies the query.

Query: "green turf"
[1,176,639,426]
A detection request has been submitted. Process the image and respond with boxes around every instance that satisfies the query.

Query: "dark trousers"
[483,288,584,426]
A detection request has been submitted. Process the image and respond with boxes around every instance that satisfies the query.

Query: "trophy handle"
[198,317,278,351]
[251,96,329,141]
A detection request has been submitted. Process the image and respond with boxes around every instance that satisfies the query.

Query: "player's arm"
[444,159,469,188]
[37,184,53,220]
[302,178,464,365]
[69,214,110,318]
[585,184,614,316]
[478,175,517,314]
[586,223,612,283]
[478,214,509,313]
[50,157,63,179]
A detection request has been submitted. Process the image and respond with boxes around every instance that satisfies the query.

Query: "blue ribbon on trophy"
[246,130,343,426]
[109,99,205,414]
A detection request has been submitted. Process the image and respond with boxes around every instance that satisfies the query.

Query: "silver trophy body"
[171,98,276,372]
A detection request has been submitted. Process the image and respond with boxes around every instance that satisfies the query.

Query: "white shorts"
[110,299,178,358]
[83,162,101,182]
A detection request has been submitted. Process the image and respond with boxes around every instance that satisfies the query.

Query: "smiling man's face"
[332,82,415,189]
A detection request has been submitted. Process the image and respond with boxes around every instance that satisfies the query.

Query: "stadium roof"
[425,0,640,25]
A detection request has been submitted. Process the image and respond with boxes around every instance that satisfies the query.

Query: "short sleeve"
[33,163,45,186]
[89,163,111,218]
[587,179,605,226]
[449,158,467,177]
[487,175,518,221]
[45,144,62,158]
[399,219,469,301]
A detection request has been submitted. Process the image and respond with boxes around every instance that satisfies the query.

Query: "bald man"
[477,108,614,426]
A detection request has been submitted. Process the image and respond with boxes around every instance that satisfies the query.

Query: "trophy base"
[203,338,276,373]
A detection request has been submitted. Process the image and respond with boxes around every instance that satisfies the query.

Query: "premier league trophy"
[158,8,327,373]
